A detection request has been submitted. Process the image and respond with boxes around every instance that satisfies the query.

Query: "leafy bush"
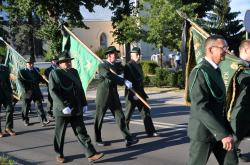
[43,49,54,62]
[95,47,107,59]
[0,46,6,57]
[166,71,178,87]
[39,68,46,75]
[0,155,15,165]
[144,75,154,87]
[152,68,169,87]
[141,60,158,75]
[149,68,184,88]
[176,70,185,89]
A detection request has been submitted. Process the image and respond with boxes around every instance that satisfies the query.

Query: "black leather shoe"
[239,154,250,162]
[96,141,110,147]
[148,132,160,137]
[125,138,139,147]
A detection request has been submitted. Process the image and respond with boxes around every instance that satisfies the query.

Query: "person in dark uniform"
[124,47,159,137]
[0,54,16,137]
[44,56,58,119]
[187,35,238,165]
[94,46,139,147]
[18,56,50,127]
[49,51,104,163]
[230,39,250,162]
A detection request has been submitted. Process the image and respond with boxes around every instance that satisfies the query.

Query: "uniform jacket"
[230,69,250,140]
[49,68,87,117]
[124,60,148,100]
[18,67,44,100]
[96,60,124,107]
[44,65,56,80]
[188,59,229,142]
[0,64,12,100]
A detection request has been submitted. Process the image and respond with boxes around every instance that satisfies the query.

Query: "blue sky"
[230,0,249,20]
[81,1,249,20]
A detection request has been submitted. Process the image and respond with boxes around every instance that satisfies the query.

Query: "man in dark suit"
[49,51,104,163]
[0,54,16,137]
[18,56,50,127]
[94,46,138,147]
[124,47,159,137]
[44,56,58,119]
[230,40,250,162]
[187,35,238,165]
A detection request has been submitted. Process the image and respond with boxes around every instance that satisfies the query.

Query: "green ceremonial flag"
[4,45,26,99]
[185,24,245,109]
[62,26,101,92]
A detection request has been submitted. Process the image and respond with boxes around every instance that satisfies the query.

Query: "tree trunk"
[28,12,35,59]
[125,43,131,63]
[159,46,163,68]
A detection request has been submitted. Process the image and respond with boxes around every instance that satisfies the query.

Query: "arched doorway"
[100,32,108,48]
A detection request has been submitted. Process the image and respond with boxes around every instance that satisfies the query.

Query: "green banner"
[62,27,101,92]
[188,26,244,92]
[4,46,26,99]
[190,27,206,64]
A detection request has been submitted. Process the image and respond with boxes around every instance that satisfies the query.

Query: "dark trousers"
[0,98,14,132]
[94,99,132,142]
[54,115,96,158]
[47,92,53,116]
[125,97,156,135]
[188,139,238,165]
[21,98,47,122]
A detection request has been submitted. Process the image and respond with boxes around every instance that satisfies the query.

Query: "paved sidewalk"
[86,87,186,105]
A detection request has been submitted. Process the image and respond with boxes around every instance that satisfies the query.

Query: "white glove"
[125,80,133,89]
[62,107,72,114]
[133,95,138,100]
[83,106,88,113]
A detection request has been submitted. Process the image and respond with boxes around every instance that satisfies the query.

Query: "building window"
[100,33,107,48]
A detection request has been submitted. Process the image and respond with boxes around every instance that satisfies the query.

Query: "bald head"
[239,40,250,61]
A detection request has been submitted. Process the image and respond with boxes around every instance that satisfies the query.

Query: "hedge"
[141,60,159,75]
[144,68,184,89]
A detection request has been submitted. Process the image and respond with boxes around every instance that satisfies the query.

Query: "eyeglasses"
[211,45,229,51]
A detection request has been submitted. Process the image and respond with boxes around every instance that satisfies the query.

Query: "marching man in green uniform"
[0,54,16,137]
[94,46,139,147]
[230,39,250,162]
[18,56,50,127]
[124,47,159,137]
[44,56,58,119]
[187,35,238,165]
[49,51,104,163]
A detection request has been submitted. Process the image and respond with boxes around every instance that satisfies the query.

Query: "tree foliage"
[181,0,215,18]
[3,0,132,56]
[200,0,244,55]
[141,0,197,51]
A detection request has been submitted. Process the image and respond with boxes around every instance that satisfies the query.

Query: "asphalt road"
[0,89,250,165]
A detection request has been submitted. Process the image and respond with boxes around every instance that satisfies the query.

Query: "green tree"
[2,0,42,58]
[111,0,138,62]
[200,0,244,55]
[140,0,197,67]
[3,0,138,57]
[182,0,215,18]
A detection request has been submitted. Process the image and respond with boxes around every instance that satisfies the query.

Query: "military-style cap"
[57,51,74,64]
[130,47,141,54]
[26,56,36,63]
[105,46,120,55]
